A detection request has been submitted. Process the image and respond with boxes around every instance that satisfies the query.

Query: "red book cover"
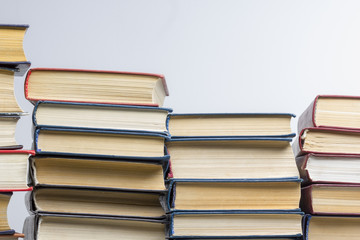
[24,68,169,107]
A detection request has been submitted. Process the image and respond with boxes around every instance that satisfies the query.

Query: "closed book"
[168,179,301,212]
[25,68,169,107]
[0,70,23,113]
[292,127,360,157]
[34,127,170,160]
[0,150,34,191]
[0,115,22,150]
[169,211,303,239]
[301,184,360,215]
[0,24,30,74]
[296,153,360,185]
[167,113,295,138]
[298,95,360,133]
[167,137,299,180]
[304,214,360,240]
[0,192,14,235]
[23,213,166,240]
[29,155,168,192]
[26,187,166,219]
[33,101,172,135]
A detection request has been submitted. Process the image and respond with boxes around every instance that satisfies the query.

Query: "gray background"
[2,0,360,233]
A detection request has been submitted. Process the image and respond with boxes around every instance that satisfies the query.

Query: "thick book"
[27,187,166,219]
[29,155,168,192]
[34,127,170,160]
[0,150,34,191]
[296,153,360,185]
[169,211,303,239]
[0,192,14,235]
[304,214,360,240]
[293,127,360,157]
[23,213,166,240]
[24,68,169,107]
[0,115,22,150]
[0,24,30,74]
[0,70,23,113]
[33,101,172,134]
[301,184,360,215]
[167,113,295,138]
[167,137,299,180]
[168,179,301,212]
[298,95,360,132]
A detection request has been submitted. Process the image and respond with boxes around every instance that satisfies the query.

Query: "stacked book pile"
[0,24,32,240]
[294,95,360,240]
[166,113,303,239]
[22,69,171,240]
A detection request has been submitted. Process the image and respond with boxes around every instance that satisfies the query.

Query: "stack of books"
[22,69,171,240]
[0,24,32,240]
[294,95,360,240]
[166,113,303,239]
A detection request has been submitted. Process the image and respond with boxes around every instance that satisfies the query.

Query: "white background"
[2,0,360,233]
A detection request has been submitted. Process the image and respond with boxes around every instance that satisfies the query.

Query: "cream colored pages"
[0,118,18,147]
[34,188,164,217]
[37,130,165,157]
[169,115,292,136]
[27,70,164,106]
[36,103,168,132]
[0,194,11,231]
[34,157,166,190]
[315,97,360,129]
[0,154,28,189]
[37,216,165,240]
[173,214,302,236]
[167,140,298,179]
[174,181,300,210]
[0,27,26,62]
[0,70,22,112]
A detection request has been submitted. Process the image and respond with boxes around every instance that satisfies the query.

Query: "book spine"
[295,154,311,184]
[300,185,314,214]
[297,96,318,134]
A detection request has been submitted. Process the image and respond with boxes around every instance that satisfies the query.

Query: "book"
[0,233,24,239]
[298,95,360,132]
[301,184,360,215]
[0,192,14,235]
[27,187,166,219]
[168,113,295,138]
[169,211,303,239]
[166,138,299,179]
[0,70,22,112]
[168,179,301,212]
[34,127,170,159]
[304,215,360,240]
[293,127,360,156]
[0,150,34,191]
[296,153,360,184]
[29,155,168,192]
[0,116,22,150]
[0,24,30,73]
[25,68,169,107]
[23,213,166,240]
[33,101,172,134]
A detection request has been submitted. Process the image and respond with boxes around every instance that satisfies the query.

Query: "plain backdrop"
[2,0,360,233]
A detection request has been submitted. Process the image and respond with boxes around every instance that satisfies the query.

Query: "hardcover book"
[298,95,360,132]
[168,179,301,212]
[0,115,22,150]
[0,192,14,235]
[293,127,360,157]
[23,213,166,240]
[168,113,295,138]
[27,187,166,219]
[167,138,299,179]
[0,24,30,74]
[296,153,360,184]
[29,156,168,192]
[169,211,303,239]
[0,70,22,113]
[25,68,169,107]
[0,150,34,191]
[304,215,360,240]
[33,101,172,134]
[301,184,360,215]
[34,127,169,160]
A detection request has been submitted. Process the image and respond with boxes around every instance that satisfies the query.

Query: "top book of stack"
[25,68,169,107]
[0,24,30,73]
